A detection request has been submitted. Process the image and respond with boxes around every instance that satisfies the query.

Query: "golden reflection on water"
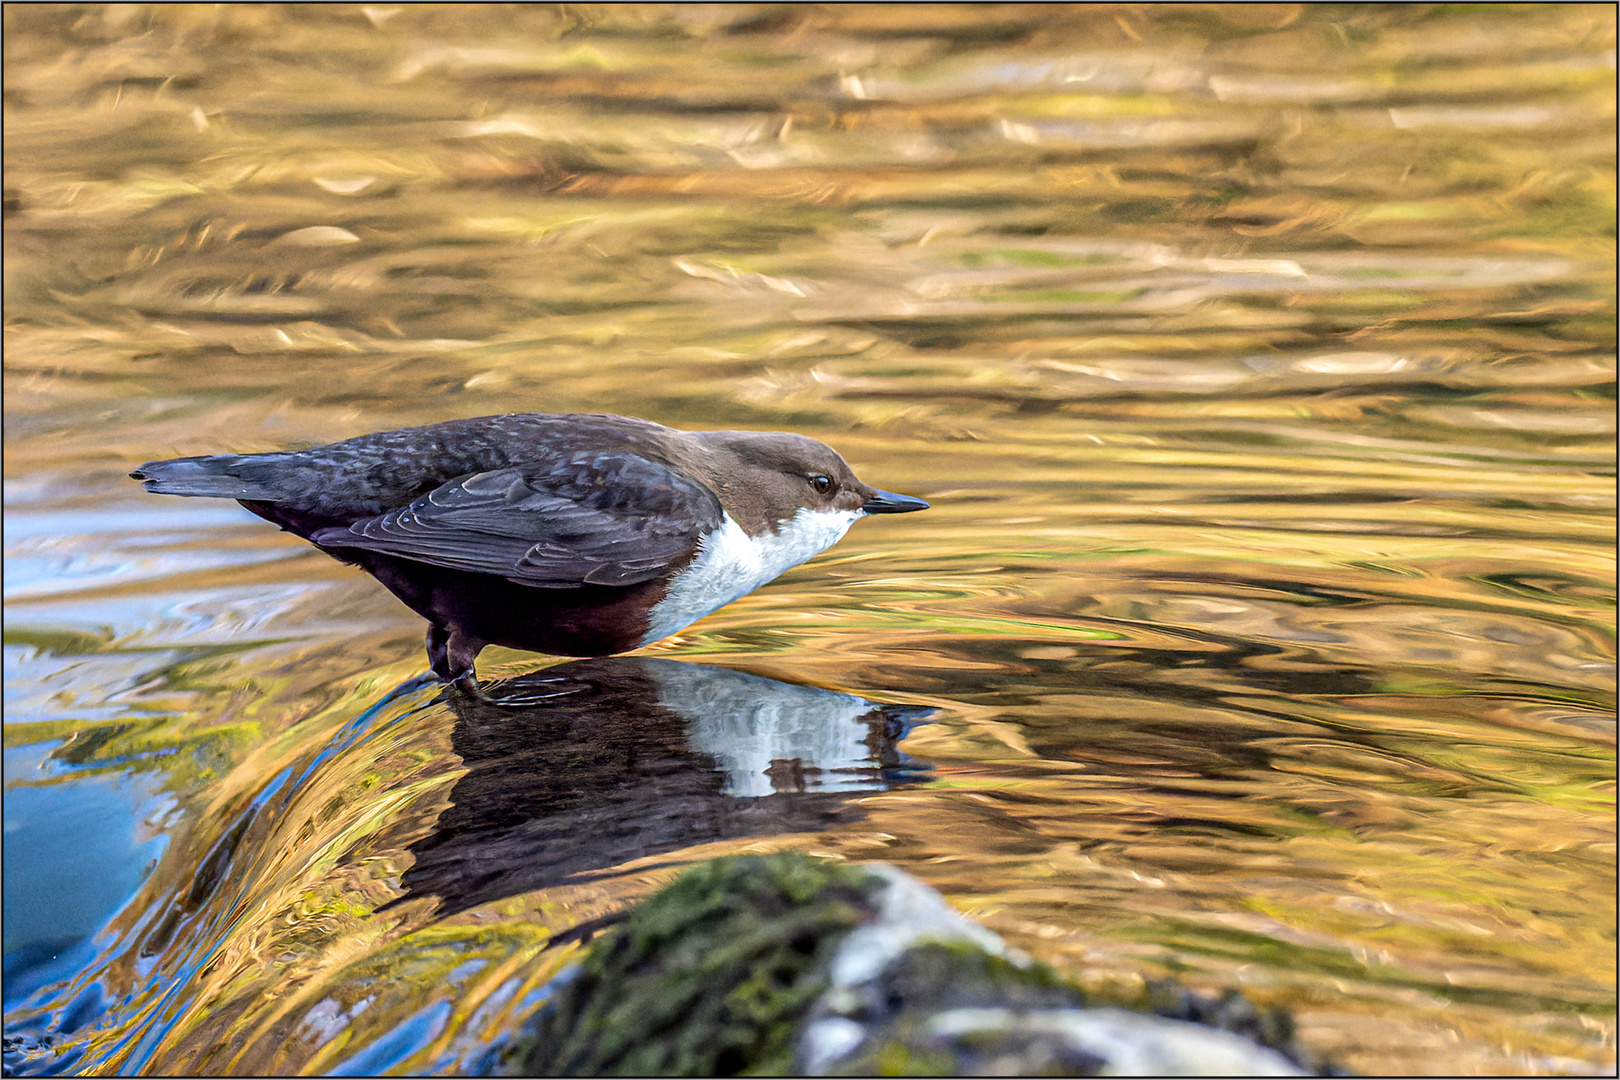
[3,4,1614,1076]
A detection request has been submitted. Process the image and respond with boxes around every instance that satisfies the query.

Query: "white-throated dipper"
[130,413,927,686]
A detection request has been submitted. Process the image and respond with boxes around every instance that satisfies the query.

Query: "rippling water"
[3,5,1615,1075]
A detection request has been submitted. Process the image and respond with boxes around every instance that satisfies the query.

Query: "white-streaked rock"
[799,1016,866,1073]
[826,862,1018,990]
[919,1007,1307,1077]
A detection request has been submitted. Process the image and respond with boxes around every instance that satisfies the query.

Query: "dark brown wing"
[310,450,722,588]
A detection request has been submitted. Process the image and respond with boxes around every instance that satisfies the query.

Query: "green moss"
[865,1040,957,1076]
[874,940,1083,1013]
[517,854,881,1077]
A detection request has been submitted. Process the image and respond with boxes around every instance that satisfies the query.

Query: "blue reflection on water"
[327,999,453,1076]
[2,742,166,1006]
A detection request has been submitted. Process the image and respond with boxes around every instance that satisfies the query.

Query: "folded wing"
[311,450,722,589]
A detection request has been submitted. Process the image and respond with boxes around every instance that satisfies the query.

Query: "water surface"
[3,5,1615,1075]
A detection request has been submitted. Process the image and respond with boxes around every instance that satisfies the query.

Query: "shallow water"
[2,4,1614,1075]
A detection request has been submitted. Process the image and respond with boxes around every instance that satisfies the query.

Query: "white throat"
[641,507,861,646]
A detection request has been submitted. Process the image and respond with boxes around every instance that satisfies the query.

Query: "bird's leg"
[426,623,453,680]
[446,630,484,688]
[427,624,486,697]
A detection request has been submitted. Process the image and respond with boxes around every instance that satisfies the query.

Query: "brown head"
[681,429,927,535]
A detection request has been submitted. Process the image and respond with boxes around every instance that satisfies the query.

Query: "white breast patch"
[640,507,862,646]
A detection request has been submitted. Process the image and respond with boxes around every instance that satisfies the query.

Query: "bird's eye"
[808,474,834,495]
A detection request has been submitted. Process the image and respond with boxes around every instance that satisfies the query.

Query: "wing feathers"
[312,451,722,589]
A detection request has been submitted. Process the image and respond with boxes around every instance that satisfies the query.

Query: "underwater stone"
[911,1007,1304,1076]
[511,854,881,1076]
[503,853,1328,1077]
[824,862,1015,988]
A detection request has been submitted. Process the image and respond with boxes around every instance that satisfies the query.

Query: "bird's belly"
[354,552,656,656]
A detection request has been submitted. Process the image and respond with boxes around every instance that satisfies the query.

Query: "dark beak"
[861,489,929,514]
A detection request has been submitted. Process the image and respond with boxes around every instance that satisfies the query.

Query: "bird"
[130,412,927,687]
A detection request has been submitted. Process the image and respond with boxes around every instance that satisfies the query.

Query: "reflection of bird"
[131,413,926,685]
[388,657,933,916]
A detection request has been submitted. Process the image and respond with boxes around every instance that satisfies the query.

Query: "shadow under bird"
[131,412,927,685]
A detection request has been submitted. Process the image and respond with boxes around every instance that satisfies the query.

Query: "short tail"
[130,455,283,500]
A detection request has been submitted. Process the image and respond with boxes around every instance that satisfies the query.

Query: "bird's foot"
[427,625,487,698]
[446,668,485,700]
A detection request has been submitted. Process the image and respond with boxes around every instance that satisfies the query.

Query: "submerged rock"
[504,853,1330,1077]
[512,854,878,1076]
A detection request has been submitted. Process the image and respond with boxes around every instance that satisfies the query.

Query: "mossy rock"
[813,942,1094,1076]
[515,854,883,1076]
[506,853,1332,1077]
